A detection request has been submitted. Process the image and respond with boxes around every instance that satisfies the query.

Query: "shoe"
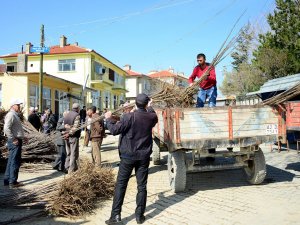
[136,215,146,224]
[9,182,24,188]
[105,214,121,224]
[4,180,9,186]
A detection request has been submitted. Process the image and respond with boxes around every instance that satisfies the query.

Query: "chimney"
[73,42,78,46]
[60,35,67,47]
[123,64,131,71]
[168,66,174,74]
[25,42,32,54]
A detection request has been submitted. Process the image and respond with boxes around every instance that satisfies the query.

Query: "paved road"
[1,135,300,225]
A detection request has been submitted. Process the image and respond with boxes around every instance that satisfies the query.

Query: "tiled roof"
[0,45,90,58]
[125,69,142,76]
[149,70,188,80]
[148,70,175,78]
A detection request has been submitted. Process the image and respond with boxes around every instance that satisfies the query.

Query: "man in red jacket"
[188,53,217,107]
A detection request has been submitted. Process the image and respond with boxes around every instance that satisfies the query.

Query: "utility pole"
[39,24,44,113]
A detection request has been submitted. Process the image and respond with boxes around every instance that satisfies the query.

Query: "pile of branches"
[0,155,115,223]
[0,161,115,219]
[46,161,115,218]
[263,82,300,106]
[0,110,57,162]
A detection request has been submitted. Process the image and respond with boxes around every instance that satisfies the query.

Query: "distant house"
[0,35,127,111]
[148,68,189,88]
[123,65,155,102]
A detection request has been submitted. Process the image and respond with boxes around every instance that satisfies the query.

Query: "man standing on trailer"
[188,53,217,107]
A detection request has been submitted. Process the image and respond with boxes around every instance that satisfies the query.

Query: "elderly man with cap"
[4,98,25,188]
[28,107,41,131]
[104,93,158,225]
[63,103,81,173]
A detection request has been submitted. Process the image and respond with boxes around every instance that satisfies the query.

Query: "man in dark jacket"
[104,93,158,225]
[52,112,67,171]
[64,103,81,173]
[28,107,41,131]
[90,106,105,166]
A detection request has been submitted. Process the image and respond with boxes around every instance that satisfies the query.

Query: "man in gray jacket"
[64,103,81,173]
[3,98,25,188]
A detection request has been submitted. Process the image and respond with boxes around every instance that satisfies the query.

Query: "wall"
[126,78,137,98]
[0,73,28,115]
[27,54,91,86]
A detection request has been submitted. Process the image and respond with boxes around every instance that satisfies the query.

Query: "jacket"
[64,110,81,138]
[28,113,41,131]
[106,106,158,160]
[90,114,105,141]
[55,117,65,146]
[188,63,216,90]
[4,110,24,140]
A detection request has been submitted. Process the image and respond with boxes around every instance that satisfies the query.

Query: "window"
[29,85,52,110]
[104,91,111,109]
[94,61,105,75]
[29,85,39,108]
[93,61,104,80]
[92,91,102,110]
[55,90,69,117]
[7,63,16,72]
[58,59,76,72]
[115,73,119,84]
[0,83,2,107]
[43,88,51,110]
[113,95,118,109]
[109,68,114,81]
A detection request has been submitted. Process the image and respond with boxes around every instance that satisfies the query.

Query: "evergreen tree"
[254,0,300,77]
[231,23,254,70]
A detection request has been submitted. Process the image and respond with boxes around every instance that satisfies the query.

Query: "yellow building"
[0,35,127,111]
[0,72,88,118]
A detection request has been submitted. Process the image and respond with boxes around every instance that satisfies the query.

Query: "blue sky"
[0,0,274,87]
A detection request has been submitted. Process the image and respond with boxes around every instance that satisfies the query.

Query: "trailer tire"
[168,151,187,192]
[244,148,266,185]
[152,140,161,165]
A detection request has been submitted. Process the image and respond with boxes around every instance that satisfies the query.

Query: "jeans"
[4,139,22,184]
[196,85,217,108]
[111,157,150,218]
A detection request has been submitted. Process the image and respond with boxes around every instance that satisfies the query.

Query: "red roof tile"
[125,69,143,76]
[148,70,176,78]
[149,70,188,80]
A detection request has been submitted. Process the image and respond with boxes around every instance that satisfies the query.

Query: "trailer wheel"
[244,148,266,184]
[168,151,187,192]
[152,140,161,165]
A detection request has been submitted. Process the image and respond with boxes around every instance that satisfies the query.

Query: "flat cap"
[135,93,150,106]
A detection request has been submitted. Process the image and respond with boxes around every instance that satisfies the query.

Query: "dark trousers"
[111,157,150,218]
[4,139,22,184]
[53,145,66,171]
